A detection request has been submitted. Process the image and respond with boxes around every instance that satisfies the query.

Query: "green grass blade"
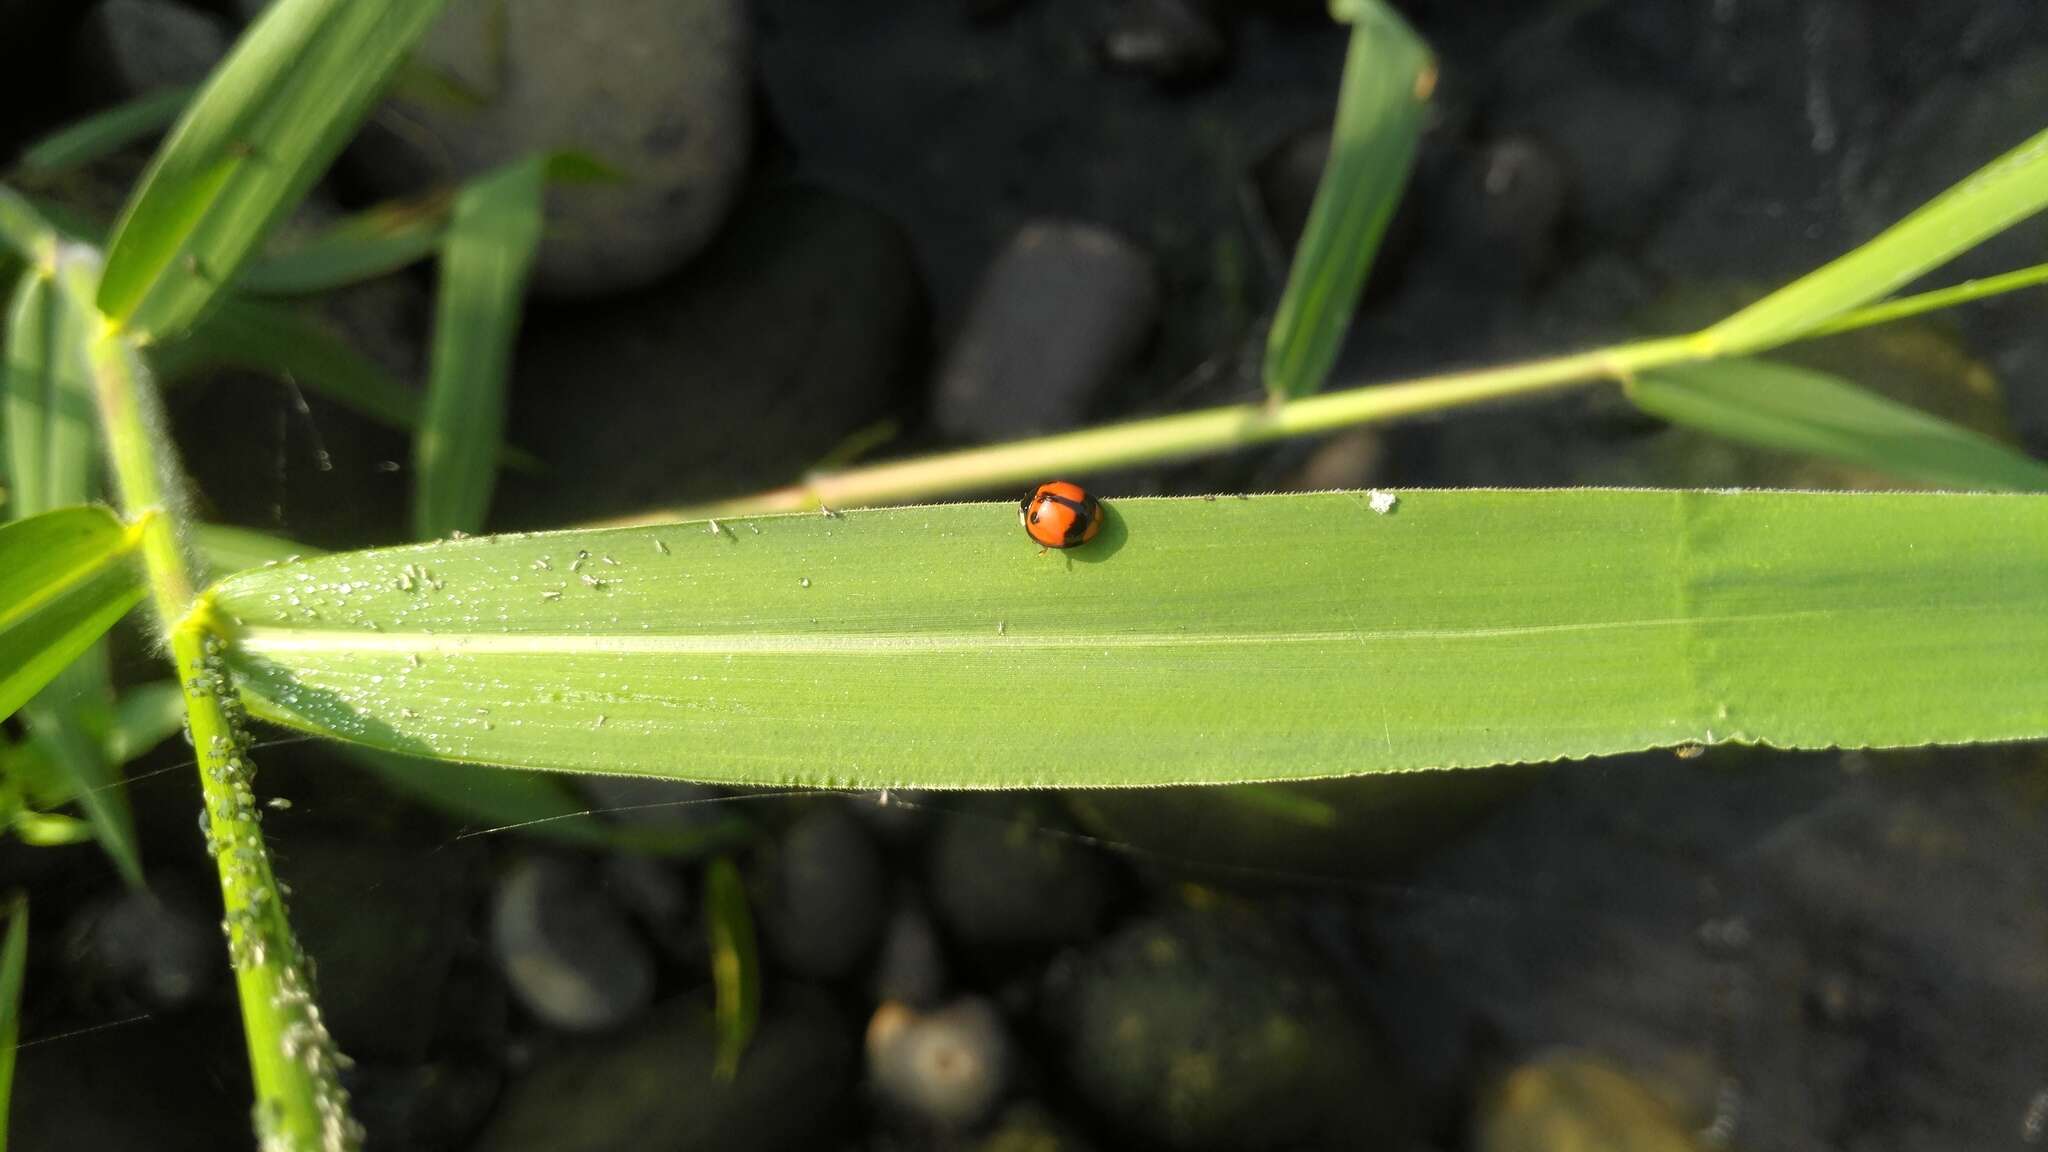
[104,680,189,764]
[20,704,142,886]
[1262,1,1432,401]
[95,0,451,341]
[1701,126,2048,356]
[150,294,424,431]
[210,491,2048,786]
[0,188,59,264]
[0,892,25,1152]
[237,192,452,295]
[0,507,145,726]
[4,260,145,884]
[17,87,194,176]
[705,855,759,1080]
[6,262,97,518]
[1632,358,2048,492]
[12,810,93,846]
[152,297,544,474]
[414,158,545,539]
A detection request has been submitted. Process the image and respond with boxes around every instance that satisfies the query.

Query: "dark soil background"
[4,1,2048,1150]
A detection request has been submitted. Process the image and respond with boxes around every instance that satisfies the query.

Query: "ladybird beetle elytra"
[1021,481,1105,549]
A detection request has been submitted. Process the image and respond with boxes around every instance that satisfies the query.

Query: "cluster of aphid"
[189,631,364,1152]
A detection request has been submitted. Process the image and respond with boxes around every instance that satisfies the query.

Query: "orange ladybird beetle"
[1020,481,1104,550]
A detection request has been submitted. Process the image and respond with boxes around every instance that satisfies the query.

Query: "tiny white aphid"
[1368,489,1398,515]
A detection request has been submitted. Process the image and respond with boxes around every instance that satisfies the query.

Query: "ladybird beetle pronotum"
[1020,481,1104,550]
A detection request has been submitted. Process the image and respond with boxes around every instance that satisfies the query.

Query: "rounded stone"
[491,855,654,1033]
[348,0,753,297]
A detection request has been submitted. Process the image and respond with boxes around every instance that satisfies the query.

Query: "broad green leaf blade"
[0,507,145,726]
[1632,359,2048,492]
[212,492,2048,787]
[238,192,452,296]
[0,893,24,1151]
[1702,125,2048,356]
[18,87,194,176]
[414,158,546,539]
[1263,1,1432,401]
[705,855,759,1080]
[95,0,451,340]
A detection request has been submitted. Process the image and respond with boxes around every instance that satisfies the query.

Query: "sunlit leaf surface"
[211,491,2048,788]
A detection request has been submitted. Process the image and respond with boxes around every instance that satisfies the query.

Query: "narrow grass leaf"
[17,87,194,176]
[414,157,546,539]
[96,0,451,340]
[705,856,759,1079]
[0,893,24,1151]
[1263,0,1432,401]
[151,298,544,473]
[1632,359,2048,492]
[237,192,452,295]
[149,294,423,430]
[4,267,143,884]
[212,491,2048,786]
[12,811,93,846]
[1702,125,2048,355]
[0,507,145,726]
[104,680,188,764]
[5,261,98,518]
[0,188,58,263]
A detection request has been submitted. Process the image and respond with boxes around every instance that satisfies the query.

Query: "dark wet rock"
[603,853,697,960]
[1245,123,1331,282]
[974,1101,1102,1152]
[867,997,1016,1131]
[497,187,924,524]
[1514,82,1687,241]
[755,804,888,981]
[1044,900,1399,1151]
[1354,748,2048,1149]
[873,896,949,1008]
[1286,428,1387,492]
[1067,771,1530,881]
[1475,1052,1707,1152]
[349,1059,504,1152]
[343,0,753,297]
[1098,0,1227,86]
[492,854,655,1033]
[933,220,1159,443]
[9,1002,249,1152]
[927,796,1117,953]
[280,833,484,1062]
[1430,135,1569,288]
[475,991,855,1152]
[63,883,216,1013]
[758,1,1344,394]
[72,0,226,99]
